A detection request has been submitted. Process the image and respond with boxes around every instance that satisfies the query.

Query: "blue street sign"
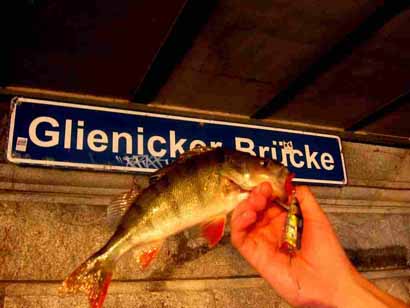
[7,97,347,185]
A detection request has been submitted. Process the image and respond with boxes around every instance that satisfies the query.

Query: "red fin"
[139,248,160,270]
[60,257,113,308]
[137,241,164,270]
[285,173,295,202]
[90,272,112,308]
[201,215,227,248]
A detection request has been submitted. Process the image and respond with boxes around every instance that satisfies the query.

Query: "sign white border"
[7,97,347,185]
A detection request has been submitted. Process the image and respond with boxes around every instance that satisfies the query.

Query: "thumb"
[295,186,329,223]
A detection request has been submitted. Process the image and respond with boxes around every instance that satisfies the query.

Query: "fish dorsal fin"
[107,181,141,227]
[149,145,215,184]
[178,145,214,159]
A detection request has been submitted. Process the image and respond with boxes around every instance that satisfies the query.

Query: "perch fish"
[60,146,296,308]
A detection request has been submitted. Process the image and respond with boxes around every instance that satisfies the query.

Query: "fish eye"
[260,159,270,167]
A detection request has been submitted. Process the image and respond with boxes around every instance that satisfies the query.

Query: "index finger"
[231,182,273,222]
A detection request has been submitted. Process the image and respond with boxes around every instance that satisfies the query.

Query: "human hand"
[231,183,408,308]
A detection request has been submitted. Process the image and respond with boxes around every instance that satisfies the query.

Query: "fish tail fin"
[60,255,113,308]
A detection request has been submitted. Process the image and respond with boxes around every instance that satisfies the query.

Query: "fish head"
[221,150,290,201]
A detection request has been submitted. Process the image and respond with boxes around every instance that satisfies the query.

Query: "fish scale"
[60,147,293,308]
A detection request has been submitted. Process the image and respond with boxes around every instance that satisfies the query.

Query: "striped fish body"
[61,147,291,308]
[113,149,245,250]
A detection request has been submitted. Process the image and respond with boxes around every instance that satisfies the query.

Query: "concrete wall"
[0,141,409,307]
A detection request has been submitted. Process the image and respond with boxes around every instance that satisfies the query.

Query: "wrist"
[333,269,388,308]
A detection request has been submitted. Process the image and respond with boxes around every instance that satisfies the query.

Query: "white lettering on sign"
[189,139,207,150]
[8,98,348,186]
[210,141,223,148]
[233,136,335,171]
[76,120,84,150]
[87,130,108,152]
[258,146,270,158]
[29,116,59,147]
[147,135,166,157]
[305,144,321,169]
[235,137,256,156]
[169,130,186,158]
[64,119,72,149]
[289,149,305,168]
[137,127,144,155]
[24,116,225,156]
[24,116,337,172]
[113,132,133,154]
[321,152,335,171]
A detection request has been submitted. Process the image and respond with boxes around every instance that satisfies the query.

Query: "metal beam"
[133,0,217,103]
[251,1,410,119]
[1,1,44,86]
[0,1,14,86]
[345,91,410,131]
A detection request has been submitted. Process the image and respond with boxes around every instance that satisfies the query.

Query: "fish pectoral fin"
[137,240,164,271]
[200,215,227,248]
[107,183,141,228]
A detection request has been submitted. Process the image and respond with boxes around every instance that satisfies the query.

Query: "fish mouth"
[224,177,252,193]
[225,177,289,210]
